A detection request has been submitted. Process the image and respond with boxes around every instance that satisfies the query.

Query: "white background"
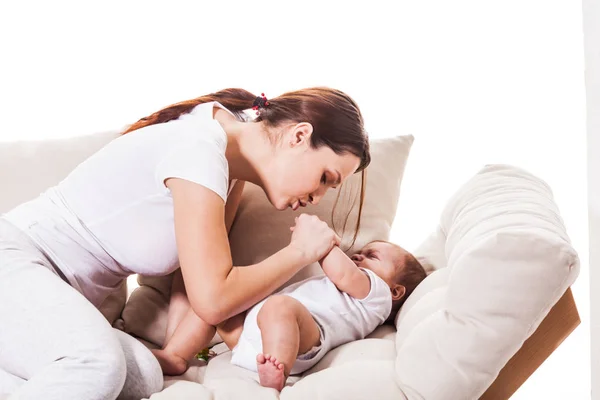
[584,0,599,397]
[0,1,590,398]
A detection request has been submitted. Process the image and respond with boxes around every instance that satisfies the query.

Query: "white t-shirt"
[273,268,392,347]
[3,102,236,307]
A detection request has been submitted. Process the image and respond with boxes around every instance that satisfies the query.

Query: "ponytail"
[122,88,256,134]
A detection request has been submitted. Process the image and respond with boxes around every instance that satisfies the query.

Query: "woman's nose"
[309,193,322,205]
[309,184,329,205]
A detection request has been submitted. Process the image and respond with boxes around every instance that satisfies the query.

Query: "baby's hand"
[289,214,341,264]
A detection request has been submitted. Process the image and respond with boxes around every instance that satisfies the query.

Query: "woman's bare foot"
[151,349,188,376]
[256,353,286,391]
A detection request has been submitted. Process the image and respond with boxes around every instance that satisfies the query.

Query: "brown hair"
[386,245,427,323]
[123,87,371,244]
[394,252,427,306]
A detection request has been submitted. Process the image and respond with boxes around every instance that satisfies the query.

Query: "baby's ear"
[391,284,406,301]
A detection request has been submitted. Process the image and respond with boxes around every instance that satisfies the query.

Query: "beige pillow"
[119,135,414,347]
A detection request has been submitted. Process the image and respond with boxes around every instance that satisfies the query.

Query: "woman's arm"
[225,180,245,233]
[167,178,332,325]
[165,180,246,342]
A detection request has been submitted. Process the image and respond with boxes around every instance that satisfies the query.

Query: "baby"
[153,240,427,391]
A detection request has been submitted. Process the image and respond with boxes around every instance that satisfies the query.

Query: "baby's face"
[350,241,405,288]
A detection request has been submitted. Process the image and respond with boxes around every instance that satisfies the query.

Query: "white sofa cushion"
[0,132,119,214]
[397,164,580,400]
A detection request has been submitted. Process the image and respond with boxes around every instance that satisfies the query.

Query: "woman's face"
[264,122,361,211]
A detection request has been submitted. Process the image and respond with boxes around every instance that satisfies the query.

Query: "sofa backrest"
[0,131,119,214]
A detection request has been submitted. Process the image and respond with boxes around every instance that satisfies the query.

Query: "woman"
[0,87,370,400]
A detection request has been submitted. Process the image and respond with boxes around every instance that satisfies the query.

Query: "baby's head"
[351,241,427,320]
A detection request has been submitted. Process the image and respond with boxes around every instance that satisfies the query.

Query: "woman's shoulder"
[186,101,217,119]
[182,101,235,122]
[174,102,231,147]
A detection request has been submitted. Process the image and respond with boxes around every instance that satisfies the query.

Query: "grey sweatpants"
[0,219,163,400]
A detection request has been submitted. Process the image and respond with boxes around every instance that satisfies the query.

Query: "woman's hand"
[289,214,341,265]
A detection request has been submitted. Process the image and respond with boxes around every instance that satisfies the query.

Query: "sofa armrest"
[480,288,580,400]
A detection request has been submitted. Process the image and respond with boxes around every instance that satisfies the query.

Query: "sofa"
[0,130,580,400]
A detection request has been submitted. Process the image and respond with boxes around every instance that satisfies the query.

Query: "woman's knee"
[77,336,127,399]
[114,329,163,400]
[98,349,127,394]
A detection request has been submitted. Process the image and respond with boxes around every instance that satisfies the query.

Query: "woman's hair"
[123,87,371,245]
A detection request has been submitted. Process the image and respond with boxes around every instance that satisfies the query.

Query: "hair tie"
[252,93,269,115]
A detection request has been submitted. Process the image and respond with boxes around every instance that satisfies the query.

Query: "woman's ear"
[391,284,406,302]
[289,122,313,147]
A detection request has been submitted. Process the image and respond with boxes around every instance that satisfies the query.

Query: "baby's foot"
[256,353,286,391]
[151,349,188,376]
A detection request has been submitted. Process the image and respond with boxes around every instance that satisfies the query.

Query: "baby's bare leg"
[165,269,190,343]
[216,311,246,350]
[152,308,215,376]
[256,295,321,391]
